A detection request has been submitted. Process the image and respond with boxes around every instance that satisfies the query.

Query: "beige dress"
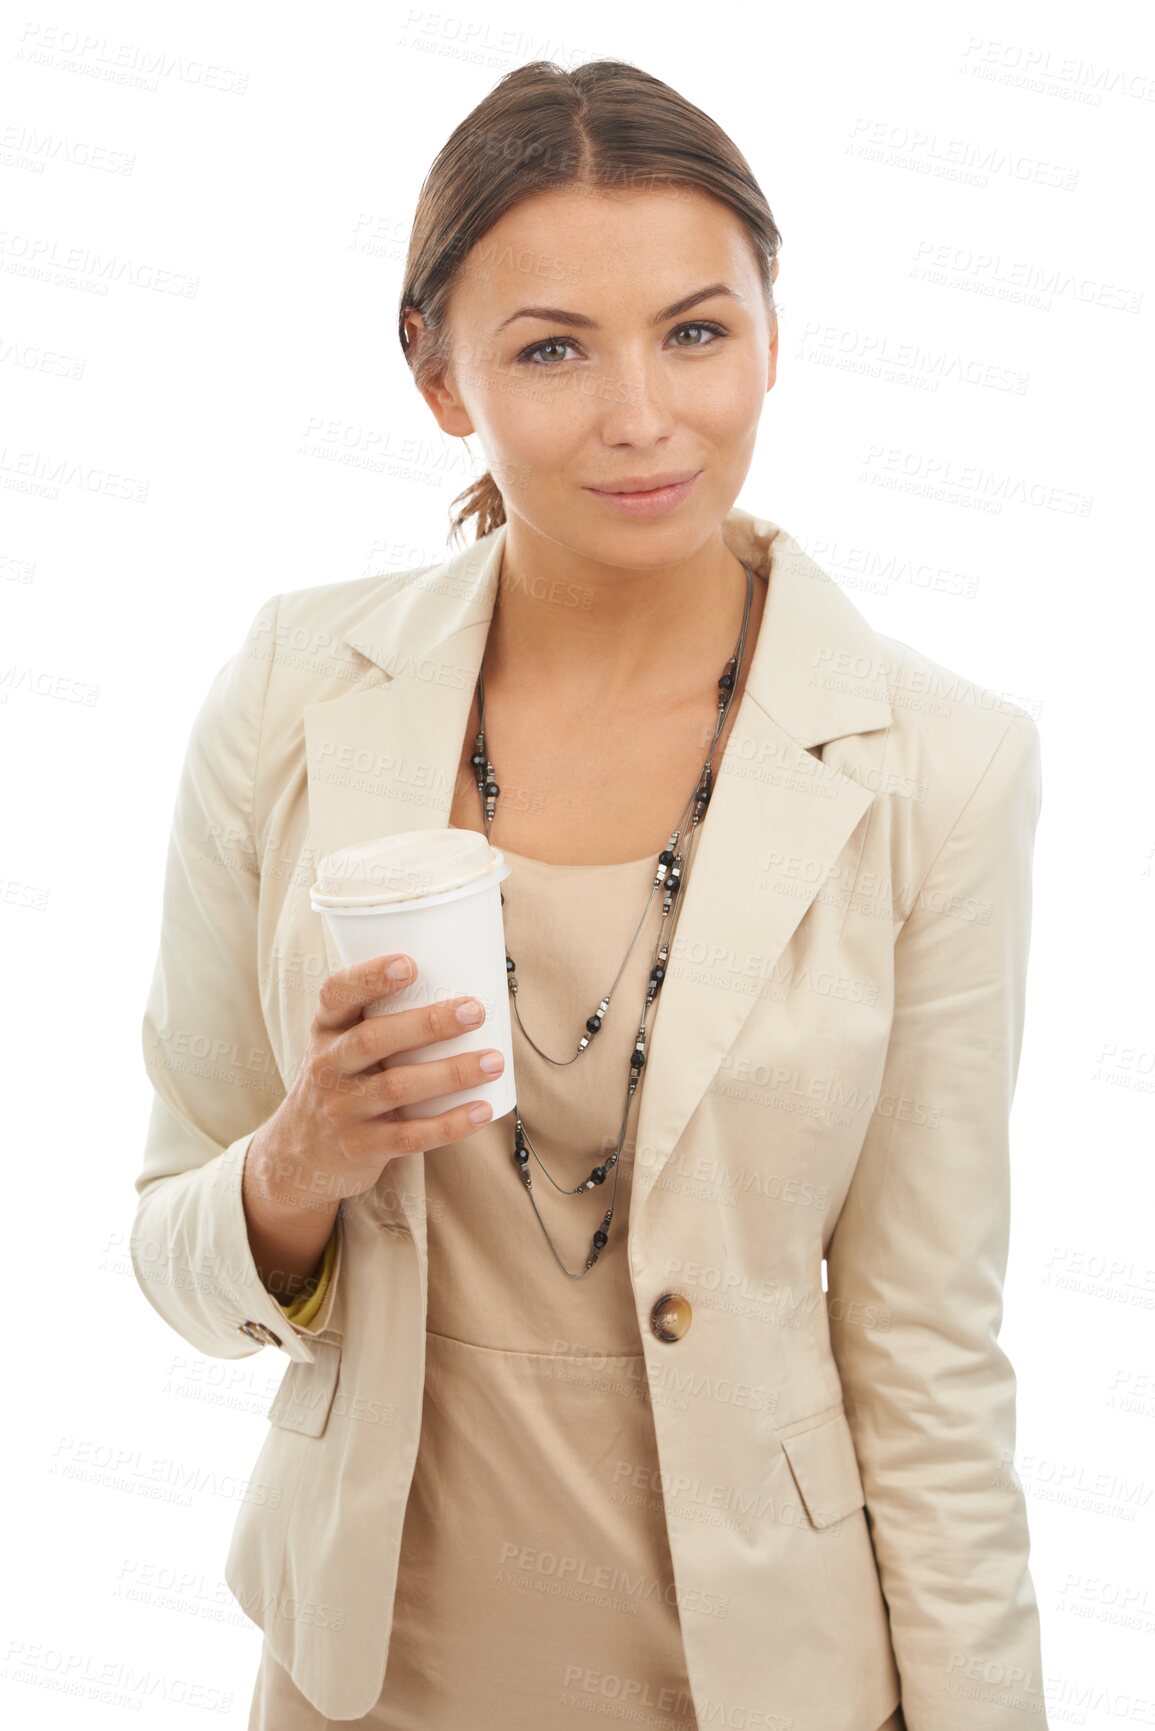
[249,846,702,1730]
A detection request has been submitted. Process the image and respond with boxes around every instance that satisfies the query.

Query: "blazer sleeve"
[825,710,1048,1731]
[130,595,344,1366]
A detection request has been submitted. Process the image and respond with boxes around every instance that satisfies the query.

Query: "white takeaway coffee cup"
[309,828,515,1122]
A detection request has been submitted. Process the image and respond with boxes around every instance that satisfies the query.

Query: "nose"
[594,349,678,448]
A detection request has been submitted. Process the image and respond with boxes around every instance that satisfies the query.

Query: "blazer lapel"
[301,510,892,1241]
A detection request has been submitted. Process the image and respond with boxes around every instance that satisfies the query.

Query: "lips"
[583,470,701,518]
[587,470,700,495]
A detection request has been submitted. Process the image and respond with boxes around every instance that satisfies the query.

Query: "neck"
[484,514,759,711]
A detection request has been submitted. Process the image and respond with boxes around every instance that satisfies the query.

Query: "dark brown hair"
[398,58,782,545]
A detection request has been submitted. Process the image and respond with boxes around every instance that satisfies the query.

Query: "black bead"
[719,670,734,690]
[514,1146,528,1164]
[506,955,515,972]
[591,1165,606,1184]
[485,780,499,798]
[585,1014,602,1033]
[650,964,665,984]
[593,1230,608,1249]
[659,849,675,867]
[630,1048,645,1070]
[470,752,486,769]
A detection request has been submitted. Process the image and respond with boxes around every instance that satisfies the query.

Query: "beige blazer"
[131,508,1049,1729]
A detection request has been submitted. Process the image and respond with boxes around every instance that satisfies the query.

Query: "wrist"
[246,1121,340,1230]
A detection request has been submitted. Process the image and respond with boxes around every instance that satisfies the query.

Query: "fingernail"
[388,958,414,981]
[479,1050,504,1074]
[469,1103,492,1123]
[456,999,484,1024]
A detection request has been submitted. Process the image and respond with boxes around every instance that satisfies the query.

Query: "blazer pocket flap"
[780,1409,866,1529]
[267,1338,341,1437]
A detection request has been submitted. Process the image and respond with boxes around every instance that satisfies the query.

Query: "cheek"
[681,364,765,442]
[481,376,589,463]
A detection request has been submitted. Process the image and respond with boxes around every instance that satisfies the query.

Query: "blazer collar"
[303,508,892,1257]
[343,506,891,750]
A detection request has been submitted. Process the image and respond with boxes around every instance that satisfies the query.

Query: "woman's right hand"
[252,952,504,1210]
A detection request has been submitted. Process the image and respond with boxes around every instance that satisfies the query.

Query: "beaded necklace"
[470,561,756,1277]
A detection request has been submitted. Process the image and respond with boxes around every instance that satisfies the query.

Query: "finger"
[354,1045,504,1122]
[370,1095,496,1158]
[313,953,416,1032]
[329,994,488,1081]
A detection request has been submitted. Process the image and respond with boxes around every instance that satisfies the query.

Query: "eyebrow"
[493,282,744,335]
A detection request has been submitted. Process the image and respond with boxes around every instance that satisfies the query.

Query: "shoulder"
[759,524,1040,863]
[260,564,434,695]
[217,563,437,834]
[831,625,1042,918]
[207,565,426,730]
[872,625,1041,779]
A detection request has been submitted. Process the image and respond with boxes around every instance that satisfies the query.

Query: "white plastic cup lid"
[311,827,500,907]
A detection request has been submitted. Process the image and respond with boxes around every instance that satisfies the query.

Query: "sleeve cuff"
[277,1219,340,1326]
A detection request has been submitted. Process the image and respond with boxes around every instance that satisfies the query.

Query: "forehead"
[453,185,758,313]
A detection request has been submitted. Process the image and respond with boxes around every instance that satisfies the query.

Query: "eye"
[513,319,730,367]
[515,336,579,367]
[669,320,728,348]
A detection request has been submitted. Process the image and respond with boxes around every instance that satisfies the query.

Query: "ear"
[767,258,780,393]
[403,309,476,438]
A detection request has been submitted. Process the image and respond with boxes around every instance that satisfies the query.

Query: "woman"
[131,58,1049,1731]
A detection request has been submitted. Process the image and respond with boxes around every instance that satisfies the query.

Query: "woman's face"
[415,183,778,564]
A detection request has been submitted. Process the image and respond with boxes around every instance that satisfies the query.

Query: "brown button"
[239,1320,283,1348]
[650,1291,692,1343]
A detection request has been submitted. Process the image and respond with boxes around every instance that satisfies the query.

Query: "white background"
[2,0,1153,1724]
